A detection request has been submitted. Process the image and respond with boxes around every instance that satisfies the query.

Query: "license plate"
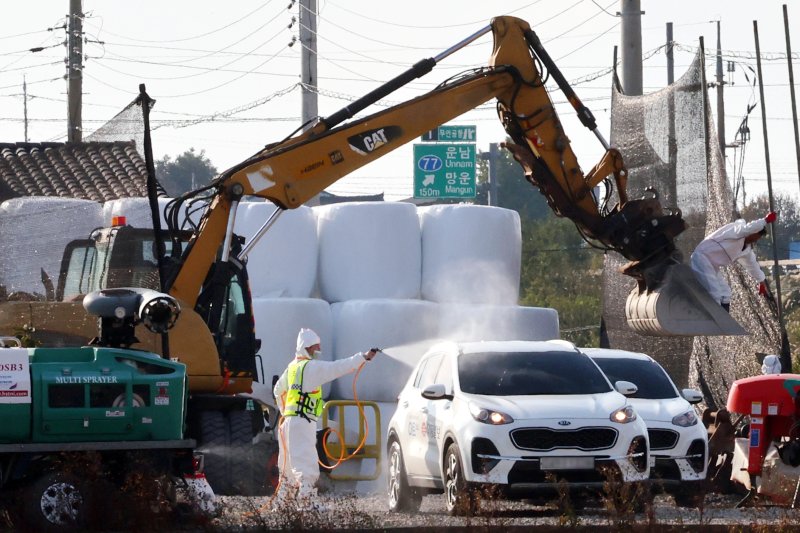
[540,457,594,470]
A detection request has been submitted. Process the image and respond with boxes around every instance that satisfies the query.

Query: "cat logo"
[347,126,402,156]
[329,150,344,165]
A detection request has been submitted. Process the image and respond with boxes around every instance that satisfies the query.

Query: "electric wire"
[82,2,275,44]
[321,0,550,29]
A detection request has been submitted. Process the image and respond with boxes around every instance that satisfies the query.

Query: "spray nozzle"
[370,347,382,353]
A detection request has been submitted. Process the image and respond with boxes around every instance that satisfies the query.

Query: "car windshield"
[458,351,612,396]
[591,358,678,400]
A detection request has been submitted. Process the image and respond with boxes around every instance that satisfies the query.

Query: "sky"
[1,1,799,204]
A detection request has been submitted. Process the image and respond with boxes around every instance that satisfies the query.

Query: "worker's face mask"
[306,344,321,359]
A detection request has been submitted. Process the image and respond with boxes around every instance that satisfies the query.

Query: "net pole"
[754,20,789,371]
[784,4,800,198]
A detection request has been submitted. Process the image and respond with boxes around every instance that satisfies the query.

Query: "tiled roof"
[0,141,163,203]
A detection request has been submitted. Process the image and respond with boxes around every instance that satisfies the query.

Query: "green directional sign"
[413,143,476,199]
[421,125,477,142]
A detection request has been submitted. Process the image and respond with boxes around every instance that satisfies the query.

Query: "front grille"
[507,458,621,485]
[648,429,679,450]
[511,427,618,451]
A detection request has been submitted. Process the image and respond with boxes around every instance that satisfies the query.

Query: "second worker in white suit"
[690,212,776,312]
[273,328,378,505]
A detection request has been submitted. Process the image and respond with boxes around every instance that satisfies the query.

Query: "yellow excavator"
[0,15,741,494]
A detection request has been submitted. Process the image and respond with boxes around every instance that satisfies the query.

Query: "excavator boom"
[165,16,734,337]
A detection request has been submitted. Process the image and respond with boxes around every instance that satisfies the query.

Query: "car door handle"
[401,401,409,408]
[420,407,428,414]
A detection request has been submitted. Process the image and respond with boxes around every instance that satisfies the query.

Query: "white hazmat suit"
[690,218,767,307]
[273,328,375,502]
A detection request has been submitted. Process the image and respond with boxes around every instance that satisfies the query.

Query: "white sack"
[235,203,317,298]
[249,297,332,399]
[419,204,521,304]
[437,304,560,342]
[330,299,439,401]
[315,202,421,302]
[0,198,103,294]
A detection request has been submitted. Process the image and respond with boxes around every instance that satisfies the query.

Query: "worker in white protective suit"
[272,328,378,507]
[690,212,776,312]
[761,354,782,375]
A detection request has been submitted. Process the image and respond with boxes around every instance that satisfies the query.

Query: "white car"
[582,348,708,507]
[386,340,651,515]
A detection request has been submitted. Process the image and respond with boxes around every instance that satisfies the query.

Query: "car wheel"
[387,440,421,512]
[23,471,89,532]
[444,442,476,516]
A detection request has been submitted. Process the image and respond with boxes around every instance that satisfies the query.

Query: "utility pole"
[299,0,319,205]
[480,143,500,206]
[618,0,643,95]
[23,76,29,142]
[67,0,83,142]
[300,0,318,129]
[715,21,726,158]
[666,22,674,85]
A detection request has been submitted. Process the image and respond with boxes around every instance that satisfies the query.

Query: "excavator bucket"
[625,264,747,337]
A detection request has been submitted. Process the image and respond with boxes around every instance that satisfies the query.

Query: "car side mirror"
[682,388,703,404]
[422,384,452,401]
[614,380,638,396]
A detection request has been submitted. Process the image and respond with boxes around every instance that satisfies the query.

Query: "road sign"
[421,125,477,142]
[413,143,476,199]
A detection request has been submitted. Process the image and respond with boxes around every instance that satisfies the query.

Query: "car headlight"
[468,402,514,425]
[672,410,698,427]
[610,405,637,424]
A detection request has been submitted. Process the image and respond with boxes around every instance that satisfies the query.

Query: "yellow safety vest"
[284,359,323,421]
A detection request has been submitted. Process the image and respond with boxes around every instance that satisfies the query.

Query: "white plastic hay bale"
[234,203,317,298]
[0,198,103,294]
[329,299,439,401]
[437,304,560,342]
[419,204,521,304]
[315,202,421,302]
[250,297,332,398]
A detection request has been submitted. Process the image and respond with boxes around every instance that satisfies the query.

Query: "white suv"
[386,340,651,515]
[582,348,708,507]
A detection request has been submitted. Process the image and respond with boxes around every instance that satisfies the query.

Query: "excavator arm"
[165,16,732,337]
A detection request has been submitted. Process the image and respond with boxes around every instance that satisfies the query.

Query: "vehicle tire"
[22,471,89,532]
[444,442,477,516]
[387,440,421,513]
[673,481,706,508]
[198,410,232,495]
[228,410,267,496]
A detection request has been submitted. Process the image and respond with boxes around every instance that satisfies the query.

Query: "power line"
[321,0,550,30]
[82,2,276,44]
[153,83,300,129]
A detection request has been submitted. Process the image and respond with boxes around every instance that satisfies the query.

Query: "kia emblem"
[558,420,571,426]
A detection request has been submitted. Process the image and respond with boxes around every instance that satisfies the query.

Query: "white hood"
[465,391,628,422]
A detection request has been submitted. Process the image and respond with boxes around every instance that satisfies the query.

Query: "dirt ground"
[204,491,800,532]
